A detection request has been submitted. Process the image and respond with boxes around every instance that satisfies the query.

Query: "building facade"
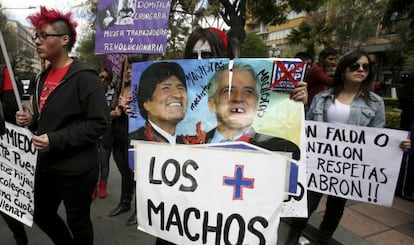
[4,19,40,81]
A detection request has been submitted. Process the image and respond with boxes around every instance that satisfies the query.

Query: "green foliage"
[287,15,334,58]
[240,32,268,58]
[76,32,104,70]
[247,0,324,25]
[333,0,388,49]
[385,107,401,129]
[383,0,414,28]
[164,0,192,59]
[402,50,414,73]
[383,98,400,108]
[384,19,414,77]
[247,0,288,25]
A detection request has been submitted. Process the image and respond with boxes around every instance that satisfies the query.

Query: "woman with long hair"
[285,49,411,244]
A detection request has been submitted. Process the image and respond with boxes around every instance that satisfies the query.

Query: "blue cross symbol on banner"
[223,165,255,200]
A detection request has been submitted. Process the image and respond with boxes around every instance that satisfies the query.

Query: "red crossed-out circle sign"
[271,60,305,89]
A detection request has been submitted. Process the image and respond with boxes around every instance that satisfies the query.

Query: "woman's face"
[344,56,369,85]
[192,39,212,59]
[99,71,111,88]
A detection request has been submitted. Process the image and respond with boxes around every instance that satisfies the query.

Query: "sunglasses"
[99,75,109,80]
[191,51,213,59]
[349,63,370,72]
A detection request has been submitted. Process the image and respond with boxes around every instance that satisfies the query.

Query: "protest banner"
[305,120,408,206]
[128,58,308,218]
[271,59,306,91]
[0,122,37,226]
[104,53,125,79]
[132,141,290,245]
[95,0,171,54]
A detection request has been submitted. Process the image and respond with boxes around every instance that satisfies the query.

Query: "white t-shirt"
[326,99,351,123]
[149,120,177,145]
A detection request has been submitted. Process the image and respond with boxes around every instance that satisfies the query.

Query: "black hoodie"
[31,59,108,175]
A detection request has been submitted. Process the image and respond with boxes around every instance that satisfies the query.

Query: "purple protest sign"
[104,54,125,78]
[95,0,171,54]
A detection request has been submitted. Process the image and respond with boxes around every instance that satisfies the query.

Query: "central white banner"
[132,141,290,245]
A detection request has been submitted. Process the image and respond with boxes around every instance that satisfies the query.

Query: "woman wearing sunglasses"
[285,49,411,244]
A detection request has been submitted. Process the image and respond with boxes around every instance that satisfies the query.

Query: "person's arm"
[109,106,122,119]
[15,108,32,127]
[400,139,411,152]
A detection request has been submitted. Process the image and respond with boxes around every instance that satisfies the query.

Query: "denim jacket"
[306,89,385,127]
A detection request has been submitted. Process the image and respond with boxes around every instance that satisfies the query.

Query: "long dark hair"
[183,27,227,59]
[332,49,376,103]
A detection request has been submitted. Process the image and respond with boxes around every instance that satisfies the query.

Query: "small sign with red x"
[271,59,307,91]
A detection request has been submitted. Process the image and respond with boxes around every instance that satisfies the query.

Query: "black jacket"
[129,122,185,144]
[398,73,414,130]
[31,59,108,175]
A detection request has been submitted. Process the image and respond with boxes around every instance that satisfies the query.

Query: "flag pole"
[0,31,23,112]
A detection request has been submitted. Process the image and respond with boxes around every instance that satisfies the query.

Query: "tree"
[76,32,104,69]
[287,14,334,58]
[75,0,104,68]
[331,0,388,51]
[382,0,414,29]
[182,0,325,58]
[240,31,268,58]
[382,0,414,74]
[76,0,327,60]
[163,0,192,59]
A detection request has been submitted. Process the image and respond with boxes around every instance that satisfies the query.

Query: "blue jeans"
[96,139,111,181]
[97,139,110,181]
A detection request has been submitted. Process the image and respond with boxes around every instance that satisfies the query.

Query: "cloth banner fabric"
[95,0,171,54]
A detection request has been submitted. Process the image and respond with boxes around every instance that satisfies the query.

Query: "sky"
[1,0,92,44]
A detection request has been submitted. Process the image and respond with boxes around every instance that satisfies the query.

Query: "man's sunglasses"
[349,63,370,72]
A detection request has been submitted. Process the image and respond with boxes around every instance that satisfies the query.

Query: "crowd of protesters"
[0,5,411,245]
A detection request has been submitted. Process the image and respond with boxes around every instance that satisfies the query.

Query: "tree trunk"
[220,0,247,58]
